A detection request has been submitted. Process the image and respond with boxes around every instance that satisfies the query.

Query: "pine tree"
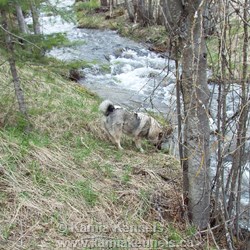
[0,5,30,130]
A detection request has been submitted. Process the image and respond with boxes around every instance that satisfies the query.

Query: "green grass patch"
[2,126,51,149]
[72,180,99,206]
[167,224,182,243]
[121,165,132,184]
[28,160,47,186]
[75,0,100,12]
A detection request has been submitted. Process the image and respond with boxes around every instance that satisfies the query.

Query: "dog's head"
[155,126,173,150]
[147,119,173,150]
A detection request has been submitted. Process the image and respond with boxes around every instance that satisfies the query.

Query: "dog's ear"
[163,126,173,136]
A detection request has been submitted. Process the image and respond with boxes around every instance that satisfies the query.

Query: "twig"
[0,24,41,49]
[208,224,220,250]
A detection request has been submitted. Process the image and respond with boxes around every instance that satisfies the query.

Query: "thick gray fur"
[99,100,168,152]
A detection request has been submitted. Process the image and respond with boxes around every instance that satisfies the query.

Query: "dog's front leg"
[109,135,123,150]
[134,137,144,153]
[116,142,124,150]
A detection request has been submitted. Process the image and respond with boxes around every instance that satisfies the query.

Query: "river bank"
[73,0,250,233]
[75,1,169,55]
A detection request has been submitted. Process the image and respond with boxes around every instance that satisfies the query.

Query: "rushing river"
[48,29,177,117]
[30,1,177,118]
[31,0,249,228]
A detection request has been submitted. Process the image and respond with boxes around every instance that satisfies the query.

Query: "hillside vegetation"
[2,0,244,247]
[0,55,196,249]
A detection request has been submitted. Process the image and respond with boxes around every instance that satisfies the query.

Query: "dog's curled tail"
[99,100,115,116]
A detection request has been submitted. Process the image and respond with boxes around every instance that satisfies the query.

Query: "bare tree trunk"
[124,0,163,25]
[133,0,138,23]
[162,0,211,229]
[148,0,154,22]
[109,0,115,17]
[214,0,229,215]
[228,0,249,237]
[157,0,164,25]
[181,1,210,229]
[100,0,108,7]
[125,0,135,22]
[161,0,183,38]
[15,4,29,33]
[175,55,184,170]
[137,0,145,24]
[30,0,41,34]
[0,9,29,126]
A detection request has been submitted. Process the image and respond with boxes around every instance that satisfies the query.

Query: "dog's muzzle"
[154,143,162,150]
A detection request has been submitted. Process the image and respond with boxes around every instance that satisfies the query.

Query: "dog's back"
[99,100,170,152]
[99,100,141,133]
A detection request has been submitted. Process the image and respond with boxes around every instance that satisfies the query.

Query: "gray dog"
[99,100,172,152]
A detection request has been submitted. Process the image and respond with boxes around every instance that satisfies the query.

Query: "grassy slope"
[0,56,194,249]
